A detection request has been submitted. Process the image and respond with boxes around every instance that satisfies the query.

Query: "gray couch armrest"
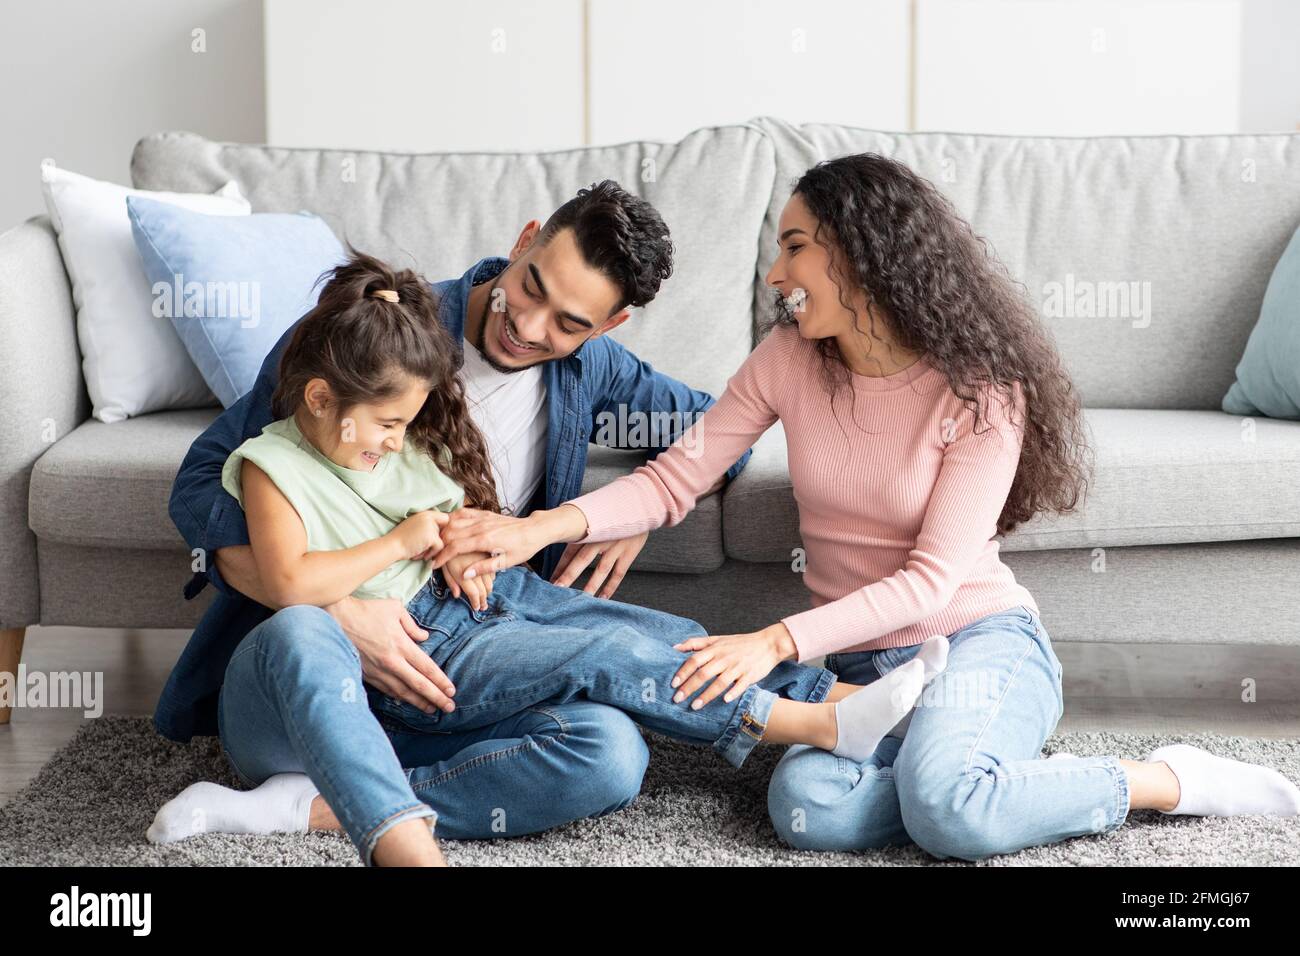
[0,215,89,628]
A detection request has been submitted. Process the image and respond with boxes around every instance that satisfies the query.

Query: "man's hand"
[669,622,799,710]
[550,532,649,598]
[325,594,456,714]
[546,473,724,597]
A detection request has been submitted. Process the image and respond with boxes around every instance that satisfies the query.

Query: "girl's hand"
[670,623,799,709]
[442,552,496,611]
[388,509,451,560]
[460,573,490,611]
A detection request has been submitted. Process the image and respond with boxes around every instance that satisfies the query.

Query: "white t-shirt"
[459,339,548,515]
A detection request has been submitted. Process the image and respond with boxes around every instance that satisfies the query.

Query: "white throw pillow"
[40,162,252,422]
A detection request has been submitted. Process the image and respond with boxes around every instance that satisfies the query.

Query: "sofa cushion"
[29,409,221,549]
[722,408,1300,562]
[579,445,724,574]
[126,196,347,408]
[38,163,248,423]
[130,127,775,399]
[748,116,1300,411]
[28,409,726,573]
[720,423,801,566]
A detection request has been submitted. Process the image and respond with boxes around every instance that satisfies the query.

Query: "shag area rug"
[2,716,1297,866]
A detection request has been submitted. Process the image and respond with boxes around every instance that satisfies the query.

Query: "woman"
[433,153,1300,859]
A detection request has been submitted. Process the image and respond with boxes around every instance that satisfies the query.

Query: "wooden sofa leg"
[0,627,26,726]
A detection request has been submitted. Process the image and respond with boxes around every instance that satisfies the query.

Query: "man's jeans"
[767,604,1132,860]
[218,565,834,864]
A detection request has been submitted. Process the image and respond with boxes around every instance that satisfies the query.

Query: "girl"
[147,249,951,866]
[433,154,1300,859]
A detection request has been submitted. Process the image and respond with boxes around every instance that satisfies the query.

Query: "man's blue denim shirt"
[156,256,753,742]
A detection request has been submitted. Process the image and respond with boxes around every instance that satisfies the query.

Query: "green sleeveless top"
[221,415,465,603]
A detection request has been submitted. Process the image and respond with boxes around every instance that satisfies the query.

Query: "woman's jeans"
[767,604,1132,861]
[218,565,834,864]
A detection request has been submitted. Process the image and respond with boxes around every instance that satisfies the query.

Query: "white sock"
[1046,752,1075,761]
[146,772,320,843]
[832,658,925,762]
[1146,744,1300,817]
[914,634,949,682]
[883,635,950,739]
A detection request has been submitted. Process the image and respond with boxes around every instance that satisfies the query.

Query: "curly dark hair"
[272,247,502,513]
[538,179,674,312]
[762,152,1092,535]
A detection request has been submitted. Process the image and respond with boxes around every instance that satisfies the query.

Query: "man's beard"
[474,276,533,375]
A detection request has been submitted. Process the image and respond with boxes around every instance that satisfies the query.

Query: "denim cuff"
[713,684,778,769]
[1099,755,1131,831]
[808,666,837,704]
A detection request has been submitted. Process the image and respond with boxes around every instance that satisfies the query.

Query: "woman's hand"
[670,622,799,709]
[432,505,589,580]
[441,551,496,611]
[550,532,649,598]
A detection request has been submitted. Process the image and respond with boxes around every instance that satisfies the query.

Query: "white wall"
[0,0,265,229]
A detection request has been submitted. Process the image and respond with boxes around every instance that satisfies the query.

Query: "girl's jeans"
[218,564,834,864]
[768,604,1132,861]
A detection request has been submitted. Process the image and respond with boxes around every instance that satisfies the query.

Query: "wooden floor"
[2,624,1298,805]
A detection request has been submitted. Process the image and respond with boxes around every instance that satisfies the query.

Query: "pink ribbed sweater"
[570,323,1040,662]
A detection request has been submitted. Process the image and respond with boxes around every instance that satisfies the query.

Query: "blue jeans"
[219,565,834,864]
[767,604,1132,860]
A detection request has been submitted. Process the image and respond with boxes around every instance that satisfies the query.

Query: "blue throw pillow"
[1223,224,1300,420]
[127,195,346,407]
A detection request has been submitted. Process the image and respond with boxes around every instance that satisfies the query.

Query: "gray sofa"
[3,116,1299,718]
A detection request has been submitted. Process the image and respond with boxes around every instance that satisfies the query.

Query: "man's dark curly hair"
[763,152,1093,536]
[538,179,674,313]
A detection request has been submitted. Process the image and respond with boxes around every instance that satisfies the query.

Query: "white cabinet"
[915,0,1243,134]
[265,0,585,152]
[588,0,911,144]
[262,0,1282,151]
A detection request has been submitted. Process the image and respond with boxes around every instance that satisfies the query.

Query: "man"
[155,181,752,860]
